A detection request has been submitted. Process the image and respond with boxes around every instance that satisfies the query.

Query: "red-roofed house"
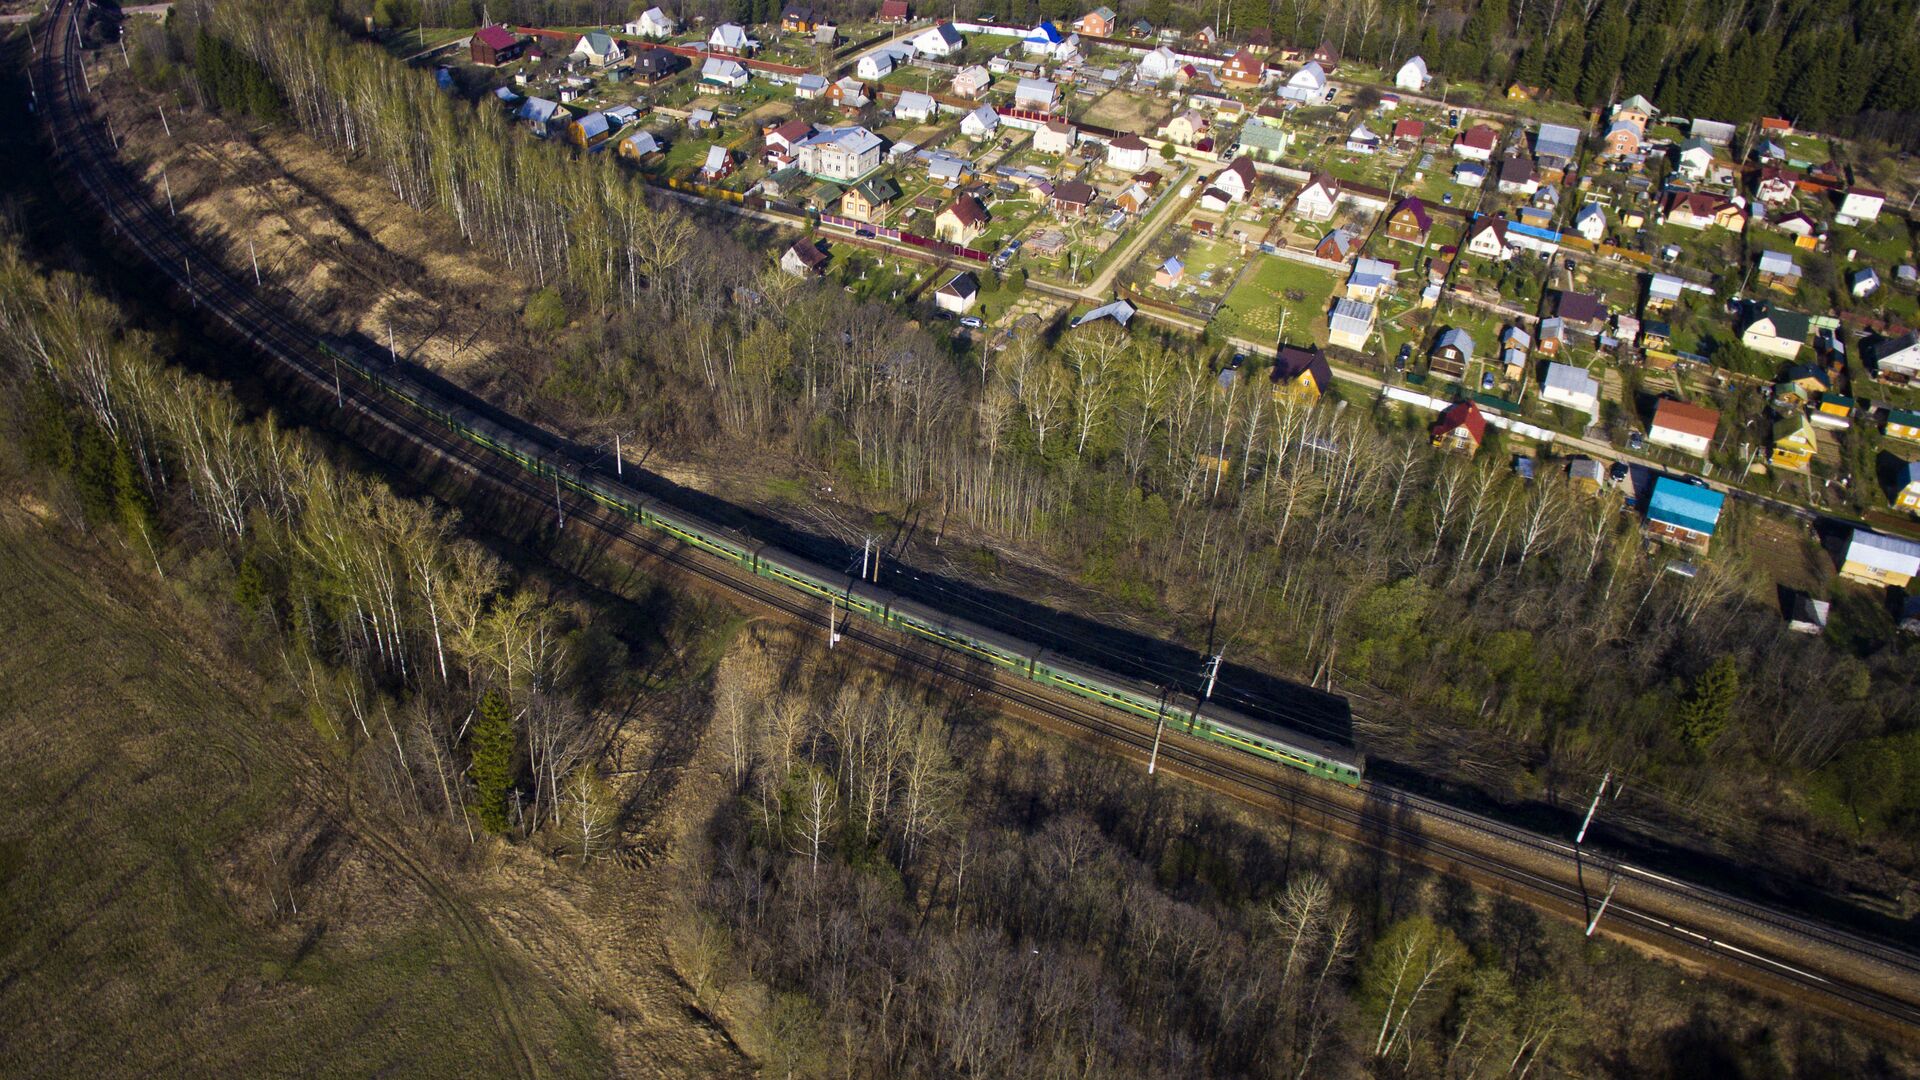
[1649,398,1720,457]
[471,25,527,66]
[1221,48,1265,87]
[1662,190,1745,231]
[879,0,911,22]
[1390,119,1425,144]
[1454,124,1498,161]
[1431,401,1488,454]
[935,195,989,244]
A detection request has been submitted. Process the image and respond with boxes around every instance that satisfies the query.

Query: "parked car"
[1628,430,1645,451]
[1481,371,1495,390]
[856,228,875,238]
[1395,343,1411,370]
[960,315,983,328]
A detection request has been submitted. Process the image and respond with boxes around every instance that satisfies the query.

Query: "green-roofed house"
[1886,408,1920,442]
[1238,119,1292,162]
[1740,302,1812,359]
[840,177,900,222]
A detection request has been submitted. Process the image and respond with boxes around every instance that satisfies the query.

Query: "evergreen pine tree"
[1675,655,1739,754]
[470,688,518,833]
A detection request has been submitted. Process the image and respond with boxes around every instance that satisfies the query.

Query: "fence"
[818,213,990,262]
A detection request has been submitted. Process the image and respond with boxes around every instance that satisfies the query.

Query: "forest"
[123,0,1920,900]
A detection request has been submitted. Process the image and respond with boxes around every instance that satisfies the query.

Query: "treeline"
[160,2,1919,877]
[0,234,630,854]
[190,26,282,120]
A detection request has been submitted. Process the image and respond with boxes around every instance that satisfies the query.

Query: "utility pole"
[1202,652,1223,703]
[826,595,841,648]
[860,536,871,581]
[249,239,261,285]
[1146,689,1169,775]
[1585,877,1619,937]
[158,104,170,137]
[613,431,623,476]
[1575,770,1613,845]
[554,470,564,530]
[331,348,343,409]
[387,320,396,362]
[163,168,174,216]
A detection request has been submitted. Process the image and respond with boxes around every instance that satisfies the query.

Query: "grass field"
[0,515,608,1077]
[1214,254,1341,345]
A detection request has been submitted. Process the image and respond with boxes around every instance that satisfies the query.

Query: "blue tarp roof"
[1648,477,1725,535]
[1507,221,1561,242]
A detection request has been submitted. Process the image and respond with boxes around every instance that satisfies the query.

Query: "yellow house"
[839,177,899,223]
[1840,529,1920,588]
[934,194,989,246]
[1270,345,1331,401]
[1888,409,1920,442]
[1816,393,1856,426]
[1895,462,1920,513]
[1770,414,1817,471]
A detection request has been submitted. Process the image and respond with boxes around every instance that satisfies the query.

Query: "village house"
[470,25,527,66]
[1838,188,1885,225]
[792,72,828,99]
[1886,407,1920,440]
[1644,272,1684,314]
[856,50,901,80]
[1160,111,1210,146]
[1315,227,1356,261]
[1840,529,1920,588]
[1893,461,1920,512]
[625,6,676,38]
[1852,268,1881,298]
[829,76,872,110]
[1385,197,1432,243]
[567,111,615,152]
[1075,5,1117,36]
[617,130,661,160]
[795,126,884,181]
[700,57,750,89]
[1015,77,1058,111]
[708,23,758,54]
[935,271,979,313]
[782,4,818,31]
[780,238,829,277]
[1280,62,1328,103]
[1035,120,1076,154]
[1454,124,1498,161]
[1211,157,1258,203]
[1395,55,1428,91]
[1535,317,1566,356]
[1293,173,1340,221]
[1533,123,1581,175]
[1153,257,1185,288]
[1554,290,1606,332]
[1429,327,1474,378]
[1541,362,1600,419]
[1755,167,1800,207]
[912,22,964,58]
[1574,203,1606,242]
[516,97,564,139]
[572,31,623,67]
[629,47,682,83]
[934,194,990,245]
[1601,119,1642,158]
[1662,190,1745,231]
[1050,179,1096,217]
[1345,123,1381,154]
[1648,398,1719,457]
[1645,477,1725,553]
[1221,48,1265,87]
[1496,154,1538,195]
[763,119,814,165]
[1464,215,1513,260]
[1739,302,1811,359]
[1430,400,1488,454]
[1453,161,1488,187]
[1758,249,1802,293]
[1114,181,1151,214]
[960,104,999,139]
[1770,413,1817,470]
[1239,118,1291,161]
[1866,333,1920,383]
[1106,133,1151,173]
[699,145,735,182]
[839,177,900,222]
[1345,258,1396,302]
[1390,119,1425,146]
[1272,345,1334,399]
[1022,21,1065,55]
[1328,298,1376,350]
[879,0,910,22]
[1675,138,1715,180]
[952,65,992,98]
[895,91,936,123]
[1137,46,1181,82]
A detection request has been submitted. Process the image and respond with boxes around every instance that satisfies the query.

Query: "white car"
[959,316,984,328]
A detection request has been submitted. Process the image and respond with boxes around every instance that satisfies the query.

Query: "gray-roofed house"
[1071,299,1137,328]
[1541,362,1600,418]
[1328,298,1376,350]
[701,57,750,89]
[1238,118,1291,161]
[572,31,624,67]
[1015,77,1058,110]
[960,103,1000,139]
[1841,529,1920,588]
[1430,327,1475,377]
[796,126,885,181]
[895,91,937,122]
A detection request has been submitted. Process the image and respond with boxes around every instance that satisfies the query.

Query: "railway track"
[33,2,1920,1042]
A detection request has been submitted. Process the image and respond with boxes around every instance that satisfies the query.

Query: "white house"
[856,50,901,80]
[1541,362,1601,419]
[795,125,885,181]
[1345,123,1380,154]
[935,272,980,313]
[1394,55,1429,92]
[959,103,999,139]
[1866,333,1920,381]
[952,64,992,98]
[1280,62,1328,103]
[572,31,624,67]
[1465,216,1513,260]
[794,73,828,99]
[1838,188,1885,225]
[1021,20,1065,56]
[895,91,936,122]
[913,22,964,57]
[1648,398,1721,457]
[1034,120,1076,154]
[1293,174,1339,221]
[1853,267,1881,298]
[1676,138,1714,180]
[625,7,676,38]
[1574,203,1606,242]
[1014,77,1057,111]
[1106,133,1151,173]
[709,23,757,53]
[1137,46,1181,82]
[700,57,749,89]
[1211,157,1257,203]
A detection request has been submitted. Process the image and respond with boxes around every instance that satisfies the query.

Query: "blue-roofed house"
[516,96,564,138]
[1022,20,1065,55]
[1646,477,1726,553]
[1154,257,1185,288]
[1533,123,1581,172]
[568,110,614,151]
[1345,257,1395,302]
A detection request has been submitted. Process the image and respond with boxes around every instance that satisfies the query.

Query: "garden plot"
[1212,254,1342,345]
[1079,88,1173,133]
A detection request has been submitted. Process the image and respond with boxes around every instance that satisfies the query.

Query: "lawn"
[1213,254,1342,346]
[0,522,609,1078]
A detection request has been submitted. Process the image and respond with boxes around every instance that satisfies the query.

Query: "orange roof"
[1652,398,1720,439]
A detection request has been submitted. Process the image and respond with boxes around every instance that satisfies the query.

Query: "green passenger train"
[318,340,1364,787]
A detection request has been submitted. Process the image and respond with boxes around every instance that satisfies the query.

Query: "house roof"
[1865,333,1919,364]
[769,118,813,145]
[1223,156,1257,188]
[1544,362,1599,401]
[938,271,979,299]
[1845,529,1920,575]
[1434,327,1475,356]
[1160,256,1184,275]
[1555,290,1605,323]
[1288,61,1327,88]
[1652,398,1720,440]
[1273,345,1332,389]
[702,145,731,172]
[1748,302,1811,342]
[1053,179,1095,205]
[1534,123,1581,160]
[1431,400,1488,442]
[1465,215,1507,247]
[896,90,936,114]
[1892,407,1920,428]
[1758,249,1799,275]
[785,238,829,270]
[474,24,520,50]
[1318,228,1354,257]
[1391,197,1431,231]
[1457,124,1498,150]
[1617,93,1655,115]
[800,125,883,156]
[1648,273,1684,299]
[578,30,617,54]
[702,57,747,80]
[1391,119,1425,140]
[1016,76,1057,99]
[1329,298,1374,337]
[1648,477,1724,535]
[1575,203,1605,228]
[962,103,998,129]
[574,111,610,139]
[622,131,659,154]
[944,194,988,226]
[1071,299,1136,327]
[919,22,964,46]
[1498,155,1535,184]
[1502,324,1531,347]
[880,0,909,15]
[1110,133,1147,150]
